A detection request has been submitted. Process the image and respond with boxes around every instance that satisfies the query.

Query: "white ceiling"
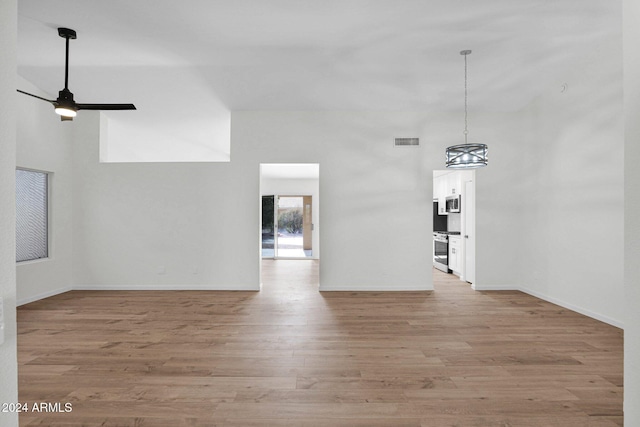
[16,1,620,127]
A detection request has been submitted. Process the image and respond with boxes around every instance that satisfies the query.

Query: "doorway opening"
[432,169,476,290]
[260,164,319,261]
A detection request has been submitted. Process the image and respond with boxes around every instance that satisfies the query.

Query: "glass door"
[261,196,275,258]
[262,195,313,258]
[277,196,305,258]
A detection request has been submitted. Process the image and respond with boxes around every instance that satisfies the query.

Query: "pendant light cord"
[446,49,487,169]
[464,51,468,145]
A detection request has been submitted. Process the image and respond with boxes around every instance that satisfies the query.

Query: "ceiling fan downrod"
[58,27,76,90]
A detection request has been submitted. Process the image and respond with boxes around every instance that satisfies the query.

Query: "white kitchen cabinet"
[435,171,470,214]
[435,173,461,206]
[449,236,462,274]
[434,175,448,215]
[446,173,461,197]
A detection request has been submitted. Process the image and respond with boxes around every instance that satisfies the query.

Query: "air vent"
[394,138,419,146]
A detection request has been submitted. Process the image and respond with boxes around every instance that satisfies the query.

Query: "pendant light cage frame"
[446,49,488,169]
[446,143,488,168]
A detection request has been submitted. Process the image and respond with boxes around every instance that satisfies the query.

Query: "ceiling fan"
[17,27,136,121]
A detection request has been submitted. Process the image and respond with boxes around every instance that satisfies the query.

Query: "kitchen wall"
[447,213,461,232]
[260,176,320,260]
[16,77,74,305]
[517,18,624,327]
[624,0,640,423]
[0,0,19,425]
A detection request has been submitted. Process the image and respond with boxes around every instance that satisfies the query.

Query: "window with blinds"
[16,169,49,262]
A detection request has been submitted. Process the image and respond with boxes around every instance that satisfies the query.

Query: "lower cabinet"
[448,236,462,274]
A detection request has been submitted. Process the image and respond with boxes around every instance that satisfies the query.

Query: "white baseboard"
[17,286,73,306]
[518,286,624,329]
[319,284,433,292]
[468,283,623,329]
[73,284,260,291]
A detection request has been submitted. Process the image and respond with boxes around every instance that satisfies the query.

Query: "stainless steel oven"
[433,232,450,273]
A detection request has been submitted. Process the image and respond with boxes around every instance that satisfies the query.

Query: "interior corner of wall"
[218,111,232,162]
[98,112,108,162]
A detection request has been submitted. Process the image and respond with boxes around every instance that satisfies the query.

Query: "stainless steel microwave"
[445,195,461,213]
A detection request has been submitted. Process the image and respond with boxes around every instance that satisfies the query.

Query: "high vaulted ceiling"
[16,0,620,158]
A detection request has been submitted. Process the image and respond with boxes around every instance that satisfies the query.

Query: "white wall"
[260,176,320,259]
[92,67,232,164]
[239,111,526,292]
[467,113,526,290]
[238,112,438,291]
[72,108,544,293]
[515,24,624,327]
[624,0,640,423]
[11,88,530,295]
[72,111,258,290]
[16,77,74,305]
[0,0,19,425]
[70,111,440,291]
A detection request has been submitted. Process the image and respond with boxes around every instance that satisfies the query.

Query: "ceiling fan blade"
[76,103,136,111]
[17,89,56,105]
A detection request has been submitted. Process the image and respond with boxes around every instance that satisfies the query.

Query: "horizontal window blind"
[16,169,48,262]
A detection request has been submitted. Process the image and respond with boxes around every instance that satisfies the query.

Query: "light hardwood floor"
[17,261,623,426]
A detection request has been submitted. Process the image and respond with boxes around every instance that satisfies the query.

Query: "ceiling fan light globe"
[54,106,77,117]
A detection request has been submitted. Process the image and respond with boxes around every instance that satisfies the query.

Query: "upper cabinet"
[446,173,461,197]
[434,172,461,214]
[434,174,448,214]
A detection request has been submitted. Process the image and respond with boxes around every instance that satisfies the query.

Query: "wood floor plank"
[416,417,622,427]
[16,261,623,426]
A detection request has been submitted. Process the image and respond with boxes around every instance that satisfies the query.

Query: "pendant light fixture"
[445,50,488,169]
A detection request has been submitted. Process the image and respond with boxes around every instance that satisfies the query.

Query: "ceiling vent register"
[394,138,420,146]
